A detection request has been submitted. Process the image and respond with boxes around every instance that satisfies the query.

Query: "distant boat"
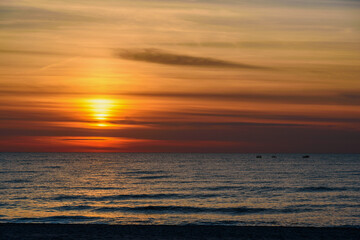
[256,155,262,158]
[271,156,277,158]
[302,155,310,158]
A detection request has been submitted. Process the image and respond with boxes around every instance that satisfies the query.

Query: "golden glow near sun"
[87,99,117,127]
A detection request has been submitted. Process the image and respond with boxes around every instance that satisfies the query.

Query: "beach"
[1,224,359,240]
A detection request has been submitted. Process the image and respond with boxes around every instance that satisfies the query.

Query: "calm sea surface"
[0,153,359,226]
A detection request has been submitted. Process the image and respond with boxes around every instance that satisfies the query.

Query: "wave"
[201,186,241,191]
[193,220,241,225]
[53,186,122,190]
[94,206,266,214]
[123,170,166,175]
[10,215,102,223]
[93,205,314,215]
[43,202,360,216]
[0,186,25,190]
[293,203,360,209]
[194,186,287,192]
[121,170,172,179]
[0,170,37,174]
[52,195,83,201]
[296,187,348,192]
[10,196,28,200]
[53,205,93,211]
[4,179,31,183]
[137,175,170,180]
[43,166,61,169]
[51,193,218,201]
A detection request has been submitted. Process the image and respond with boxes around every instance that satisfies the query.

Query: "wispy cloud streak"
[115,48,263,69]
[1,86,359,106]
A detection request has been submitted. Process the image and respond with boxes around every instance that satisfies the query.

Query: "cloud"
[1,84,360,106]
[61,138,107,141]
[115,48,262,69]
[0,5,96,29]
[0,49,70,56]
[1,119,359,153]
[146,109,360,125]
[173,41,359,51]
[0,109,95,123]
[110,119,306,127]
[118,91,360,106]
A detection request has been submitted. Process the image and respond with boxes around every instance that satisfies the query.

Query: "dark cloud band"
[115,48,262,69]
[1,87,359,106]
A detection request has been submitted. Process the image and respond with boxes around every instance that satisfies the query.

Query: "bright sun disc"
[87,99,116,126]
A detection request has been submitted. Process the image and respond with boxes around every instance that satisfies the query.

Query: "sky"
[0,0,359,152]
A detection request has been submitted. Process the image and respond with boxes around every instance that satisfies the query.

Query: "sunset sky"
[0,0,359,152]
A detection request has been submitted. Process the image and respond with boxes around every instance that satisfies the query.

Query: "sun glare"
[87,99,116,127]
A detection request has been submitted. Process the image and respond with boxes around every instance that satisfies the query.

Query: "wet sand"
[1,223,359,240]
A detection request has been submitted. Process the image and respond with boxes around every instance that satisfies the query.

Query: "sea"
[0,153,359,227]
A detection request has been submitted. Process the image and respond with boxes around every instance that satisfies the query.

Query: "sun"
[87,99,116,126]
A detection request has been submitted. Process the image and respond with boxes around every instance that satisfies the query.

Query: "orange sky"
[0,0,359,152]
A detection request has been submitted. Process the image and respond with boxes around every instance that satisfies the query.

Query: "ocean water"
[0,153,359,227]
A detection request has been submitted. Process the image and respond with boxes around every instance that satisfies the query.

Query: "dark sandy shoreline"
[0,223,359,240]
